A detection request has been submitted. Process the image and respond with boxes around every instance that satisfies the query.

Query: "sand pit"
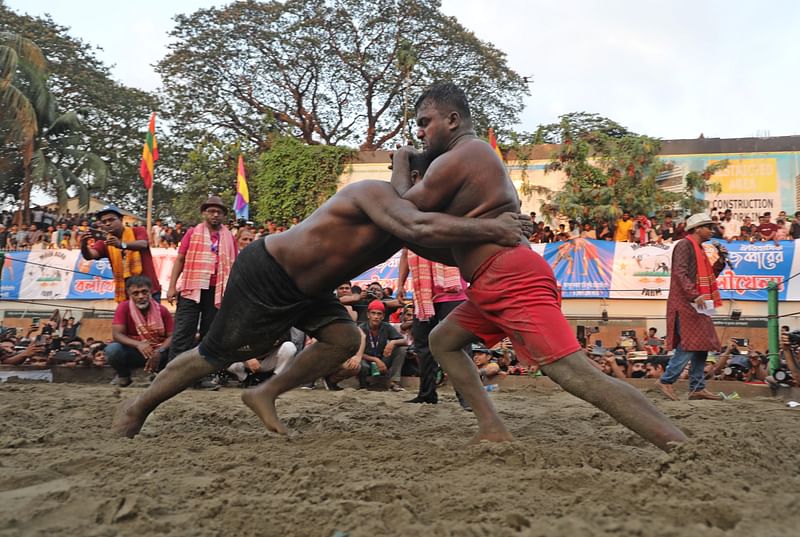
[1,381,798,537]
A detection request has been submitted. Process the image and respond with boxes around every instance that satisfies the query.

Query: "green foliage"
[157,0,529,150]
[252,136,352,224]
[171,139,247,225]
[0,6,161,213]
[0,26,109,220]
[513,113,727,224]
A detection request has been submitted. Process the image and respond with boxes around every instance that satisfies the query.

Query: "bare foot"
[112,398,146,438]
[241,388,288,435]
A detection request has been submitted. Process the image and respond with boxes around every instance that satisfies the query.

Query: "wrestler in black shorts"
[198,240,354,369]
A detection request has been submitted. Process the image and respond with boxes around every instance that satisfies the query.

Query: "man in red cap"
[359,299,408,391]
[165,196,237,388]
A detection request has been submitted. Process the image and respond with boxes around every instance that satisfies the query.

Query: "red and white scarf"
[180,223,236,308]
[686,235,722,308]
[128,298,166,347]
[407,251,462,321]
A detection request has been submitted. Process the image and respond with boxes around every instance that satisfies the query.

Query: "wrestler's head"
[414,83,472,158]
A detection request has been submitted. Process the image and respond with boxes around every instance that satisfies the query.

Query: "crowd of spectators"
[525,209,800,245]
[1,204,798,393]
[0,206,304,251]
[0,310,105,369]
[582,327,799,389]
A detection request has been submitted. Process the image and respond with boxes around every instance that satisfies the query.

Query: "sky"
[6,0,800,140]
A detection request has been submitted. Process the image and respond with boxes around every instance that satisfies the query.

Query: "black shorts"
[198,240,354,368]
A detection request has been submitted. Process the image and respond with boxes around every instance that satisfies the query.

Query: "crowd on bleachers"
[1,205,798,390]
[526,209,799,244]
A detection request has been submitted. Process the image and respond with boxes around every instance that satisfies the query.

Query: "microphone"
[712,241,734,271]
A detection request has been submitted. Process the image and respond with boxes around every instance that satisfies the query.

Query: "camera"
[774,367,794,384]
[89,227,107,240]
[723,363,748,381]
[787,330,800,346]
[731,337,749,347]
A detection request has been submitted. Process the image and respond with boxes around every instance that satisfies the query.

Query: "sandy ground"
[1,381,799,537]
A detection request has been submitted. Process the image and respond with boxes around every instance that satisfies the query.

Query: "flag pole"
[146,185,153,238]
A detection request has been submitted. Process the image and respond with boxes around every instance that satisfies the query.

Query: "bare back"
[265,184,401,296]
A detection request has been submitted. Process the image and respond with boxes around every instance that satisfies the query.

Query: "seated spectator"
[0,338,45,365]
[472,347,508,384]
[358,300,408,391]
[106,275,174,387]
[645,356,669,379]
[228,330,299,386]
[644,327,664,354]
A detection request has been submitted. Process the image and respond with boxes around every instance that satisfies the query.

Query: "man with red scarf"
[656,213,727,401]
[107,276,174,387]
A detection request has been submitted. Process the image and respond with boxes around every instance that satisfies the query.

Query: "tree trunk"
[18,142,33,226]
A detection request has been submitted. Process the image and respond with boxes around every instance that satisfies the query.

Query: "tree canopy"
[158,0,530,151]
[526,113,725,223]
[0,6,165,215]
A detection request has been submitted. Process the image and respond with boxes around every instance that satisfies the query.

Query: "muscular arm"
[355,181,520,248]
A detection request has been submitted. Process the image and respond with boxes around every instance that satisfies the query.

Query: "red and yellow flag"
[139,112,158,189]
[488,127,503,160]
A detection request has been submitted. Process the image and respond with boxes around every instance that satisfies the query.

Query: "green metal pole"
[767,281,780,375]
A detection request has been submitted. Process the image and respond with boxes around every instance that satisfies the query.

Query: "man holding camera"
[656,213,727,401]
[80,205,161,303]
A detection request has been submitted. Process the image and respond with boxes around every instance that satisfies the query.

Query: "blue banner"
[542,239,616,298]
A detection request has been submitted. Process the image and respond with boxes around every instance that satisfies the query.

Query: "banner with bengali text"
[0,242,796,301]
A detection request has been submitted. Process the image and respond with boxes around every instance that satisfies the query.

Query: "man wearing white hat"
[656,213,727,401]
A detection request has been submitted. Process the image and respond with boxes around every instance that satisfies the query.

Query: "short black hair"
[414,82,471,120]
[125,275,152,291]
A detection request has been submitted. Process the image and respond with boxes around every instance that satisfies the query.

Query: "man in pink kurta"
[657,213,726,401]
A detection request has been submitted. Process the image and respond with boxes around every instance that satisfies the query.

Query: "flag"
[234,155,250,220]
[139,112,158,189]
[488,127,503,160]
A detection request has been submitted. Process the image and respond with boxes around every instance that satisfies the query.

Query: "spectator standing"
[596,220,612,241]
[166,196,237,373]
[614,212,634,242]
[656,213,727,401]
[754,214,778,241]
[0,225,7,249]
[80,205,161,302]
[790,211,800,240]
[397,247,469,407]
[720,209,739,240]
[107,276,173,387]
[151,219,163,247]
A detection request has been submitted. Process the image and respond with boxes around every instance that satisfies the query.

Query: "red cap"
[368,300,385,312]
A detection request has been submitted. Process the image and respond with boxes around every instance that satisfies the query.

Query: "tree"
[1,30,109,221]
[252,136,352,224]
[0,30,50,220]
[170,138,246,225]
[0,6,162,213]
[526,114,725,224]
[157,0,529,151]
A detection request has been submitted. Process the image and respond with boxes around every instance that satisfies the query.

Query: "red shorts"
[449,246,581,370]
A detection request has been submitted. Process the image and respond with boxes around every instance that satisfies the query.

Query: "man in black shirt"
[359,300,408,391]
[790,211,800,240]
